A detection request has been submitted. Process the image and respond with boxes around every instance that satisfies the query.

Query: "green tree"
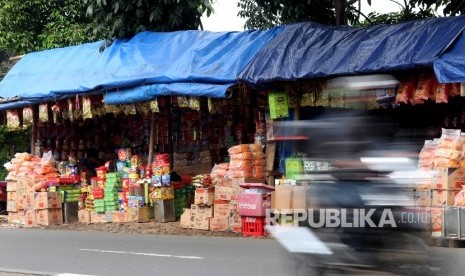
[84,0,214,48]
[0,0,96,55]
[237,0,453,28]
[0,126,30,180]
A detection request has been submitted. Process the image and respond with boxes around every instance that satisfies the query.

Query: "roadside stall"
[0,27,282,233]
[235,16,465,238]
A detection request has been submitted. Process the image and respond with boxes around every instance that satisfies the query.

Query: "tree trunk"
[334,0,346,26]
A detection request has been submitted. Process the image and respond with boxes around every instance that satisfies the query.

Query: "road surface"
[0,229,464,275]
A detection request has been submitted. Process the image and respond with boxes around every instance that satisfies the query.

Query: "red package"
[396,77,416,104]
[435,84,451,104]
[411,74,434,105]
[451,83,461,97]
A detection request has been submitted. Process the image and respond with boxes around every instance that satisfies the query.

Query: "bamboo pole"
[148,111,155,167]
[31,105,39,155]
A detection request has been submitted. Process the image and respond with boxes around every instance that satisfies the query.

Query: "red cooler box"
[237,183,274,217]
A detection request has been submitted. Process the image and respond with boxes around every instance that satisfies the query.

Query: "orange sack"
[228,144,251,155]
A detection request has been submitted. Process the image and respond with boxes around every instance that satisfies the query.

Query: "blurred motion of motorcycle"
[266,76,442,275]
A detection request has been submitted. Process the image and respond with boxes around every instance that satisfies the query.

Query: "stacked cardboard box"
[430,168,465,237]
[83,207,153,224]
[7,177,63,226]
[7,180,25,224]
[189,204,213,230]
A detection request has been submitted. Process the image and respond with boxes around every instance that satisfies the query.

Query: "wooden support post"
[147,111,155,166]
[31,105,39,155]
[265,141,276,186]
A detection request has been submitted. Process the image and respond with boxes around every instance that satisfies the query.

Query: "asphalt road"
[0,229,292,276]
[0,229,464,276]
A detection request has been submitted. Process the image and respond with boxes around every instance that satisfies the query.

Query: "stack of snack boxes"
[7,177,63,226]
[417,129,465,236]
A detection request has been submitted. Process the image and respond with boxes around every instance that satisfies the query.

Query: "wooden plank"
[265,142,276,172]
[147,111,155,165]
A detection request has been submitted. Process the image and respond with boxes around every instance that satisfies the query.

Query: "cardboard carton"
[190,204,213,218]
[191,216,210,230]
[90,211,106,223]
[214,186,233,201]
[36,209,63,226]
[180,209,191,229]
[112,211,127,223]
[415,190,432,207]
[432,189,460,206]
[7,191,17,201]
[273,186,293,210]
[34,192,62,210]
[105,211,114,223]
[431,207,443,237]
[210,217,229,231]
[7,212,18,224]
[228,200,241,229]
[78,210,91,223]
[25,210,36,227]
[194,187,215,205]
[7,200,18,212]
[231,185,245,200]
[17,195,24,210]
[292,186,309,209]
[126,207,153,223]
[6,181,17,192]
[23,193,35,210]
[435,168,465,190]
[214,203,229,218]
[231,177,265,187]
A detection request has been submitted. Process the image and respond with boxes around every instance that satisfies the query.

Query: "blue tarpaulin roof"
[238,16,465,84]
[434,31,465,83]
[0,27,284,108]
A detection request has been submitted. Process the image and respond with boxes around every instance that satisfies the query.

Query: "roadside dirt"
[0,215,257,238]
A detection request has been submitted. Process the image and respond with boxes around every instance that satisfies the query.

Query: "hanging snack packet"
[411,73,434,105]
[395,77,416,104]
[67,99,74,122]
[177,96,189,108]
[122,104,137,115]
[188,97,200,111]
[136,102,150,116]
[435,84,451,104]
[6,110,20,130]
[22,107,33,127]
[208,98,218,115]
[82,97,93,119]
[51,103,62,124]
[438,128,462,150]
[150,99,159,113]
[451,83,461,98]
[39,103,49,123]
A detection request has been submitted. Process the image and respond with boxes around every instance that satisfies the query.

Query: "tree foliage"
[0,126,30,180]
[0,0,96,55]
[83,0,214,48]
[238,0,465,29]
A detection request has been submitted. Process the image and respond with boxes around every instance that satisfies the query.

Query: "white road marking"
[55,274,98,276]
[80,248,203,260]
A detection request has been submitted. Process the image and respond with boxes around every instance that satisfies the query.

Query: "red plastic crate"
[241,216,266,237]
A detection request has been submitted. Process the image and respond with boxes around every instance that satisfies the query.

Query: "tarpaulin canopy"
[0,26,284,107]
[238,16,465,84]
[434,31,465,83]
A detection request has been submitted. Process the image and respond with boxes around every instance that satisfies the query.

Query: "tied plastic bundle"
[228,144,253,178]
[227,144,265,179]
[3,151,59,190]
[418,140,438,170]
[434,128,463,168]
[210,163,229,186]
